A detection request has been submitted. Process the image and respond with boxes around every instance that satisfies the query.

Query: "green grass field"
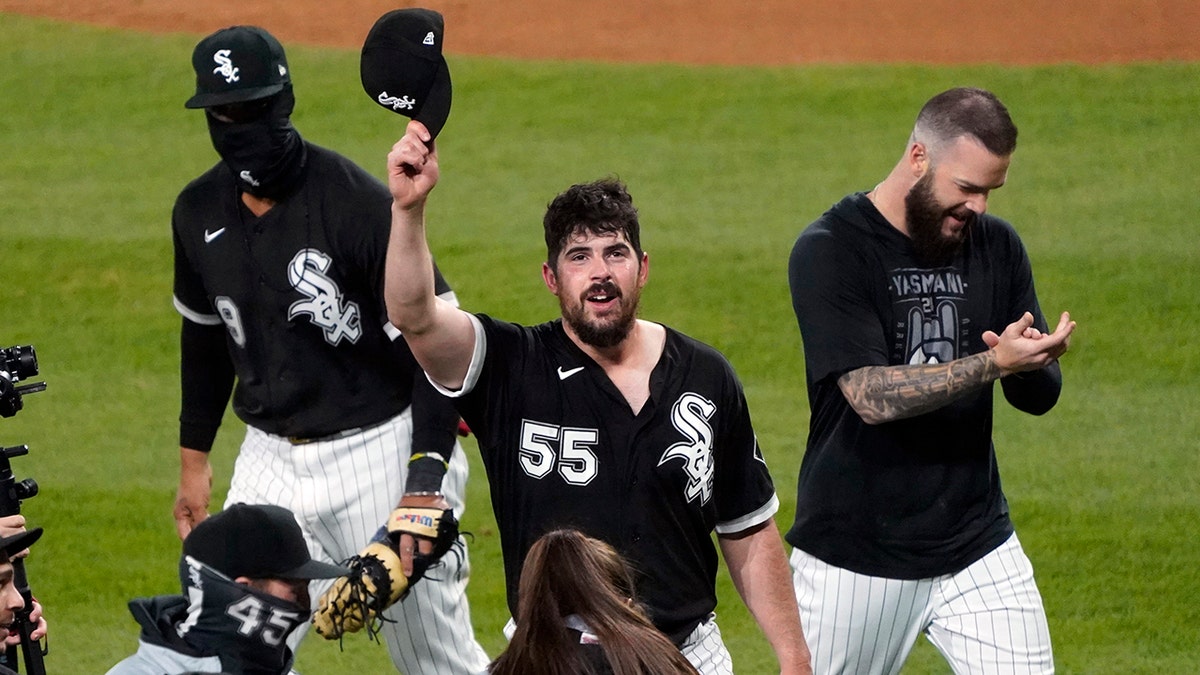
[2,14,1197,674]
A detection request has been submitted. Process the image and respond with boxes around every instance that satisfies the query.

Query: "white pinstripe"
[227,410,489,674]
[791,534,1053,675]
[680,614,735,675]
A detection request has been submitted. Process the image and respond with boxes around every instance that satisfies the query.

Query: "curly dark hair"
[543,178,642,272]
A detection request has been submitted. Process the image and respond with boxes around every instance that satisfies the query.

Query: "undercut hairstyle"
[911,87,1018,159]
[543,178,643,272]
[490,529,698,675]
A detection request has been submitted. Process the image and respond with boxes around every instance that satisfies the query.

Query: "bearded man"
[787,87,1076,675]
[380,121,813,675]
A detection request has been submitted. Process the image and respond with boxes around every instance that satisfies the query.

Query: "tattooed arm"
[839,311,1076,425]
[838,352,1000,425]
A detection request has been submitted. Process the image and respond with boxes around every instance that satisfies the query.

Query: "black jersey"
[786,192,1062,579]
[172,142,452,438]
[447,315,779,645]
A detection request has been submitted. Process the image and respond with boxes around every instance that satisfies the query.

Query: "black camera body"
[1,345,44,419]
[0,343,46,674]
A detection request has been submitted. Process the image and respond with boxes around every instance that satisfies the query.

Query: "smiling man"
[787,87,1076,674]
[382,120,811,675]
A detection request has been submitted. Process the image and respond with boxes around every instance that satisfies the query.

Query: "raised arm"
[839,311,1074,425]
[384,121,478,390]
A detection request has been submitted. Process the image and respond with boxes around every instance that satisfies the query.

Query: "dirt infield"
[4,0,1198,64]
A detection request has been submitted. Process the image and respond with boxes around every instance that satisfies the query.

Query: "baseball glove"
[313,506,459,639]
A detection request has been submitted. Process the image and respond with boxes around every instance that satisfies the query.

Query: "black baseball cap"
[183,504,350,580]
[185,26,291,109]
[360,8,453,138]
[0,528,41,559]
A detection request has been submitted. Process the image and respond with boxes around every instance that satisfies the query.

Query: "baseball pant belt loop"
[286,417,390,445]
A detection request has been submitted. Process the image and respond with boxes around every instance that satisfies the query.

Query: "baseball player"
[381,121,812,675]
[169,26,488,673]
[787,87,1075,674]
[107,504,352,675]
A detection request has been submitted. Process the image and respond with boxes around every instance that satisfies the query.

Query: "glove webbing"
[335,553,400,644]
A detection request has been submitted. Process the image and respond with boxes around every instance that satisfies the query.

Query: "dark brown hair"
[489,529,698,675]
[543,178,643,272]
[913,87,1018,157]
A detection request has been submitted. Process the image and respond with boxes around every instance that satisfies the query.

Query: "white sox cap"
[360,8,453,139]
[186,26,291,109]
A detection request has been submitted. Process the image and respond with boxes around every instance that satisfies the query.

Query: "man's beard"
[560,280,639,349]
[904,172,972,267]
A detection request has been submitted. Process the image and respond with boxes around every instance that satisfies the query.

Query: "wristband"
[405,453,448,494]
[409,451,449,469]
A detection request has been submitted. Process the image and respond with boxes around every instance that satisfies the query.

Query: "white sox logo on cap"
[213,49,240,83]
[378,92,417,111]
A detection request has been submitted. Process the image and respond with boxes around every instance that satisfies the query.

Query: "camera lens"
[1,345,37,380]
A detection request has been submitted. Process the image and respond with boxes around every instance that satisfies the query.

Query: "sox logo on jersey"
[659,393,716,505]
[515,391,716,504]
[286,248,362,345]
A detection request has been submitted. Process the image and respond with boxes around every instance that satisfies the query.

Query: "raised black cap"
[360,8,453,138]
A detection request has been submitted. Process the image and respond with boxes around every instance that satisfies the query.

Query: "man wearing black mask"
[168,26,488,674]
[107,504,350,675]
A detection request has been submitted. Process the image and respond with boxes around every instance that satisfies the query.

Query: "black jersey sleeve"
[171,191,220,323]
[407,368,459,491]
[710,355,779,533]
[179,319,235,451]
[994,220,1063,415]
[789,218,890,386]
[436,313,525,453]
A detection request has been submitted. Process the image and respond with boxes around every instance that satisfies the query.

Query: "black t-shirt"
[786,193,1061,578]
[172,142,452,438]
[445,316,779,644]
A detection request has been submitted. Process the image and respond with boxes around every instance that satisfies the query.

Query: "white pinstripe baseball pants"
[681,614,734,675]
[791,533,1053,675]
[227,409,490,674]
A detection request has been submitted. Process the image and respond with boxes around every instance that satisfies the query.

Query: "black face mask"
[177,556,308,675]
[206,86,307,200]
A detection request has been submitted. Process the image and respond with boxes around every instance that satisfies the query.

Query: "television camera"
[0,344,46,674]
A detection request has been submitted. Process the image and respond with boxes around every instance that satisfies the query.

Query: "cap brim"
[0,527,42,558]
[281,558,354,580]
[414,59,452,139]
[185,83,287,109]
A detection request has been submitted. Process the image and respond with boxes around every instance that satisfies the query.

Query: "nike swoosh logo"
[557,365,585,381]
[204,228,226,243]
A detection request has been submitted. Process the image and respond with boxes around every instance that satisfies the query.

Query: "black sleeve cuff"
[180,320,234,451]
[405,453,449,494]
